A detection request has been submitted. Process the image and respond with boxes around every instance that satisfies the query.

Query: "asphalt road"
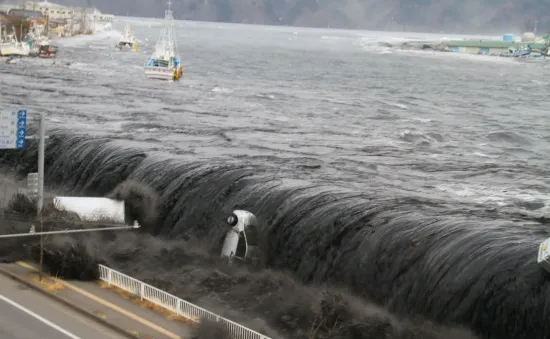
[0,274,128,339]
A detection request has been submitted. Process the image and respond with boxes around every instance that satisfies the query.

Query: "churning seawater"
[3,20,550,208]
[2,17,550,339]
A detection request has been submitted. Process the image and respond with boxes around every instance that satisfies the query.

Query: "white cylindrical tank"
[522,32,536,42]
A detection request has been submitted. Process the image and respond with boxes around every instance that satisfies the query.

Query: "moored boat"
[38,44,59,58]
[117,24,139,52]
[144,1,183,81]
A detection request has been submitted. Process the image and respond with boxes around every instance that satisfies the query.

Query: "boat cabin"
[152,58,169,67]
[118,41,133,48]
[38,44,58,58]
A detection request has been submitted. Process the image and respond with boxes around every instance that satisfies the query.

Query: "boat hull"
[36,45,58,58]
[117,42,133,51]
[515,56,547,63]
[145,66,182,81]
[0,46,30,56]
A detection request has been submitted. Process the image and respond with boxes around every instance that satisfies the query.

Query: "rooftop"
[444,40,547,49]
[27,1,67,8]
[8,8,47,19]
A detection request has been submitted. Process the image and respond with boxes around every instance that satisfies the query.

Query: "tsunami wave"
[1,129,549,339]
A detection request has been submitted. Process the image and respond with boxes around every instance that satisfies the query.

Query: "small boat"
[503,43,549,63]
[144,0,183,81]
[38,44,59,58]
[1,41,30,56]
[507,44,532,58]
[116,24,139,52]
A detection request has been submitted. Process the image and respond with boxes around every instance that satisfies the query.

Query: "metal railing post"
[96,265,271,339]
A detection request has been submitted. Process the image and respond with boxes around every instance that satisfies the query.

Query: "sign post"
[1,110,51,281]
[37,112,45,281]
[0,110,46,280]
[37,112,44,216]
[0,109,27,150]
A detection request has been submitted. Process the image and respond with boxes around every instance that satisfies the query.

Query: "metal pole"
[0,224,141,238]
[39,218,43,281]
[46,10,49,36]
[37,112,45,281]
[37,112,44,215]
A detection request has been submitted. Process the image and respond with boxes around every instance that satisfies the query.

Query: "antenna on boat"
[165,0,173,20]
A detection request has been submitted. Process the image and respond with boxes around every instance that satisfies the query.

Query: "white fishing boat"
[116,24,139,51]
[1,43,31,57]
[144,0,183,81]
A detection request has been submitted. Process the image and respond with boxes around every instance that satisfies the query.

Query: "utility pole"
[37,112,45,281]
[44,8,49,37]
[37,112,44,215]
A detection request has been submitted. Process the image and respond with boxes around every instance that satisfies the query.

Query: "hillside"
[52,0,549,34]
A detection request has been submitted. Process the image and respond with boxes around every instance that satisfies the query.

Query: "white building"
[23,1,74,20]
[0,1,113,35]
[19,1,114,35]
[21,1,114,22]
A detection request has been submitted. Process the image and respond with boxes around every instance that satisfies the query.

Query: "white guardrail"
[98,265,271,339]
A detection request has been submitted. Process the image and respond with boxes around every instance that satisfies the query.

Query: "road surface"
[0,273,128,339]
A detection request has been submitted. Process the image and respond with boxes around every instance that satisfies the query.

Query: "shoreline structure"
[0,0,114,38]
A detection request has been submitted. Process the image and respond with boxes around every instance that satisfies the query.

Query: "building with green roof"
[443,39,548,56]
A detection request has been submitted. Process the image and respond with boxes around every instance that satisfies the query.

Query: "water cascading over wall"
[1,129,550,339]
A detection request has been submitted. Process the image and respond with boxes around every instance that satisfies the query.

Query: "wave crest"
[0,129,548,339]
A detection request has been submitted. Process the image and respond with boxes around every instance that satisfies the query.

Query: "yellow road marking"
[92,310,107,319]
[16,261,182,339]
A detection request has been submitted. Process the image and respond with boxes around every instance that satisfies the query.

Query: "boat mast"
[166,0,173,20]
[150,0,179,63]
[167,0,178,57]
[160,0,177,58]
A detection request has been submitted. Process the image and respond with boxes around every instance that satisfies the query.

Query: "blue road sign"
[0,109,27,149]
